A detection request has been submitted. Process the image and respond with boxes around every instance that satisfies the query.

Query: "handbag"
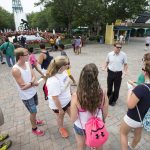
[136,84,150,132]
[3,42,9,55]
[0,107,4,126]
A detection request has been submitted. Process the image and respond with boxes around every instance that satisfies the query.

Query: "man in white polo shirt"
[103,42,128,106]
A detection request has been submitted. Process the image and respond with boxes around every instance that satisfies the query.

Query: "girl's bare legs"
[120,120,132,150]
[131,127,142,148]
[56,112,65,128]
[66,106,71,117]
[75,133,86,150]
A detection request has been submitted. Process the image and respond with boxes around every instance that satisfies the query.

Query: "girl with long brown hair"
[71,63,108,150]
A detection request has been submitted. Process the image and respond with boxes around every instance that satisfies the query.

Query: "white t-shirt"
[46,71,71,109]
[145,36,150,44]
[106,51,127,72]
[119,35,124,41]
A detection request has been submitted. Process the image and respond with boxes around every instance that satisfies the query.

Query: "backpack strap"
[97,90,105,122]
[5,42,9,50]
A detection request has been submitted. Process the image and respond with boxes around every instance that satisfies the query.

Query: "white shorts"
[124,115,142,128]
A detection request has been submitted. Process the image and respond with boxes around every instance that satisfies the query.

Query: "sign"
[115,19,122,26]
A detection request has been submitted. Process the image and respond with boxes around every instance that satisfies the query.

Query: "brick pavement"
[0,38,150,150]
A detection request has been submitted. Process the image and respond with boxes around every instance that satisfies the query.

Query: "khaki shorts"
[0,107,4,126]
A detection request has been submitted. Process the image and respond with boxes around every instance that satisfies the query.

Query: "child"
[28,47,44,77]
[46,56,71,138]
[71,63,108,150]
[59,44,77,86]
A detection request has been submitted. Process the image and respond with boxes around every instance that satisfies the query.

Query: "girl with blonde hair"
[46,56,71,138]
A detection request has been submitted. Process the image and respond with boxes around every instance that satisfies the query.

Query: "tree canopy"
[28,0,149,35]
[0,7,15,30]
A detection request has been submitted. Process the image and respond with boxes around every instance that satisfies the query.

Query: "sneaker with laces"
[36,120,44,126]
[32,129,45,136]
[59,128,69,138]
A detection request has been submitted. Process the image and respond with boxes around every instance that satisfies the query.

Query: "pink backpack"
[79,92,109,148]
[85,113,109,148]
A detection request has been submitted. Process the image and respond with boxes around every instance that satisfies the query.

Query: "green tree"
[105,0,149,23]
[33,0,149,35]
[0,7,15,30]
[36,0,79,35]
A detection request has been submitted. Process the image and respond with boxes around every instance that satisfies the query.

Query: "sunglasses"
[116,46,122,49]
[23,53,29,56]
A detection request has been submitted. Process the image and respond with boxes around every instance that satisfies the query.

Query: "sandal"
[59,128,69,138]
[0,140,12,150]
[0,134,9,142]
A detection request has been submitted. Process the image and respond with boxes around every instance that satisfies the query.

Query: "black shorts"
[52,102,70,113]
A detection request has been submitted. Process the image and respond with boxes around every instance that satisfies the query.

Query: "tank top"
[13,62,36,100]
[41,51,53,70]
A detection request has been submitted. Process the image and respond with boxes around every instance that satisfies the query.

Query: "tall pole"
[12,0,23,13]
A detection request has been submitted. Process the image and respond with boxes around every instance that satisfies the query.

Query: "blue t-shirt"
[127,84,150,122]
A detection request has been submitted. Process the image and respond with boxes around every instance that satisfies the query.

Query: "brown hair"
[114,41,122,47]
[46,56,68,77]
[77,63,103,114]
[144,61,150,78]
[143,53,150,62]
[15,48,25,62]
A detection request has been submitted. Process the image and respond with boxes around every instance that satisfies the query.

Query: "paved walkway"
[0,38,150,150]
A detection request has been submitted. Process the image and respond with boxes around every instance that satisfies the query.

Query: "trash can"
[99,36,104,44]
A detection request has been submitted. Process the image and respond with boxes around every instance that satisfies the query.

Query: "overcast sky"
[0,0,43,13]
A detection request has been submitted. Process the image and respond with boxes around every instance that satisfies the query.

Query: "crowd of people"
[0,40,150,150]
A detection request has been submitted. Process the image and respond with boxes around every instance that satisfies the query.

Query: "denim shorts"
[22,93,38,113]
[73,124,85,136]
